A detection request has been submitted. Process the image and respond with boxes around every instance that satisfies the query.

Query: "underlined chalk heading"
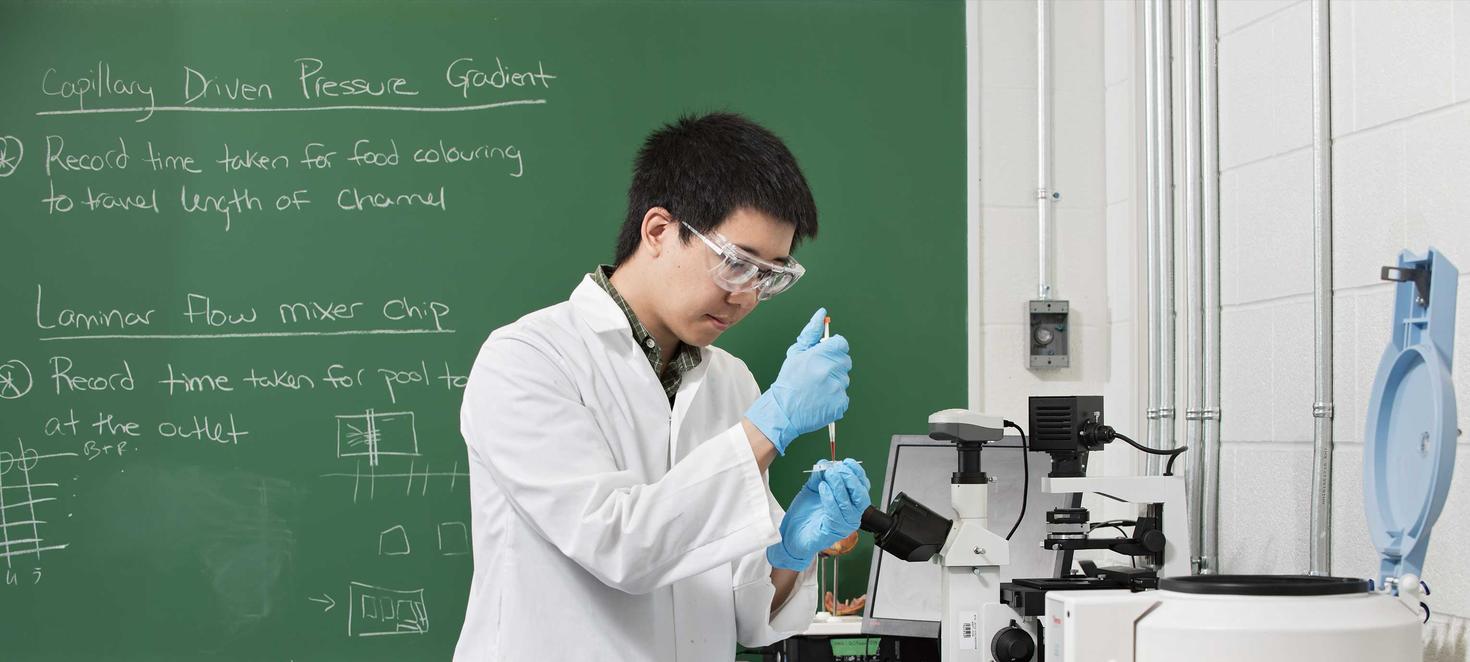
[37,57,555,123]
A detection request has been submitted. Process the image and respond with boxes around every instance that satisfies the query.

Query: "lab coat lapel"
[571,275,670,404]
[571,276,677,476]
[570,275,632,334]
[668,350,710,467]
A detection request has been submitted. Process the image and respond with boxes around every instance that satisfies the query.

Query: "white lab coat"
[454,276,818,661]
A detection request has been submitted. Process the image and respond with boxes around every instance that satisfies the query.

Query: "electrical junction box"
[1029,299,1070,369]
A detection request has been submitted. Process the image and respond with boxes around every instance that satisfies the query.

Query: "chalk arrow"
[308,593,336,612]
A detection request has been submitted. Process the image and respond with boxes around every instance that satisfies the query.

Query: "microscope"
[860,396,1190,662]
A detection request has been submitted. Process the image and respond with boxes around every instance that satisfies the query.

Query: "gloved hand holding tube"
[767,459,872,571]
[744,308,852,454]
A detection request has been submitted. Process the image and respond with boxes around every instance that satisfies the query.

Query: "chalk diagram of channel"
[336,409,418,467]
[0,438,78,565]
[325,409,467,502]
[348,581,429,637]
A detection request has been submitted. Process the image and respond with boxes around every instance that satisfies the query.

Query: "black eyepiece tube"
[860,505,894,536]
[862,492,954,563]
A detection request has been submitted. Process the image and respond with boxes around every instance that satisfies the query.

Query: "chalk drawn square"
[437,521,469,556]
[378,524,410,556]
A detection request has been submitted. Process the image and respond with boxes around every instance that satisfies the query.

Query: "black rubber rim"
[1159,575,1371,596]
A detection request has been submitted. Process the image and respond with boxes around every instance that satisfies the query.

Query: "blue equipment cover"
[1363,249,1458,586]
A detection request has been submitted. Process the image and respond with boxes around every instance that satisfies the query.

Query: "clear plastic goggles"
[682,222,805,300]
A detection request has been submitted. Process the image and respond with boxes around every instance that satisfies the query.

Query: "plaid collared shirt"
[591,265,702,403]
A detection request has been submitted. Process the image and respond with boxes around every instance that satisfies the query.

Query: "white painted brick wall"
[1349,0,1454,130]
[1105,200,1137,323]
[1270,297,1316,443]
[1218,15,1281,168]
[1217,442,1313,573]
[1403,105,1470,263]
[1209,0,1470,656]
[1220,149,1315,303]
[1272,3,1315,151]
[977,0,1113,416]
[979,0,1038,90]
[971,1,1470,653]
[1332,127,1406,290]
[1217,1,1312,169]
[1220,305,1274,442]
[975,0,1141,490]
[1218,0,1299,37]
[979,86,1037,209]
[1105,84,1135,207]
[981,206,1044,323]
[978,0,1470,653]
[1332,296,1359,443]
[1329,0,1356,135]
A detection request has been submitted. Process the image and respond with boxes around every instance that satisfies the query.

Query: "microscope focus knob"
[990,624,1035,662]
[1141,528,1167,553]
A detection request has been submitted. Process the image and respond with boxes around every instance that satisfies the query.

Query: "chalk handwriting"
[41,61,157,121]
[183,66,273,105]
[297,58,418,100]
[444,57,555,98]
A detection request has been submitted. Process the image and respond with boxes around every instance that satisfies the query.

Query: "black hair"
[614,112,818,266]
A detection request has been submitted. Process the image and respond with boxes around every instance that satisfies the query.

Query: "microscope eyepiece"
[861,492,954,563]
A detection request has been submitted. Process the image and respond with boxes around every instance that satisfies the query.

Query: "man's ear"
[641,207,676,258]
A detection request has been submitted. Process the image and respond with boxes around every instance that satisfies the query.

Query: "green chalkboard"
[0,1,966,659]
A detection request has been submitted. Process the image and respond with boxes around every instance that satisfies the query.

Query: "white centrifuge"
[1044,248,1458,662]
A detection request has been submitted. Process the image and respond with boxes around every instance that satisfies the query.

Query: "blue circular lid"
[1362,342,1457,580]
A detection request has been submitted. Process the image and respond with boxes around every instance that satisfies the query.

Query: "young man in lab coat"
[455,113,869,661]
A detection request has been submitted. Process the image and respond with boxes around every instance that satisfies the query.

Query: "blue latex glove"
[767,459,872,571]
[744,308,852,454]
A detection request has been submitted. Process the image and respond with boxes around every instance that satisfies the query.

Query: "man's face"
[658,208,796,347]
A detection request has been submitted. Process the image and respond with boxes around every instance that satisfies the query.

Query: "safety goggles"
[681,222,805,300]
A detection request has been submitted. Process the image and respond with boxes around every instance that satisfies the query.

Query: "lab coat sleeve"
[462,336,779,595]
[732,486,819,648]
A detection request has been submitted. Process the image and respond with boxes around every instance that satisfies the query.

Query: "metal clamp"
[1145,408,1161,420]
[1157,407,1177,420]
[1185,408,1222,421]
[1312,402,1335,419]
[1381,265,1431,306]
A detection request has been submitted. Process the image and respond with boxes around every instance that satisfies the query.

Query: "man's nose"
[728,288,759,308]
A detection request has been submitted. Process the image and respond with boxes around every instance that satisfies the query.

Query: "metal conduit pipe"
[1308,0,1335,576]
[1200,0,1223,575]
[1155,0,1178,474]
[1037,0,1054,301]
[1182,0,1206,573]
[1144,0,1162,463]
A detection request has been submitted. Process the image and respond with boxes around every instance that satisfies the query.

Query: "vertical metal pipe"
[1308,0,1335,576]
[1155,0,1177,473]
[1037,0,1054,301]
[1200,0,1223,575]
[1144,0,1162,463]
[1182,0,1205,573]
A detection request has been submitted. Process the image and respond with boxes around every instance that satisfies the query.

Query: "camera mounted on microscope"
[1027,396,1107,478]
